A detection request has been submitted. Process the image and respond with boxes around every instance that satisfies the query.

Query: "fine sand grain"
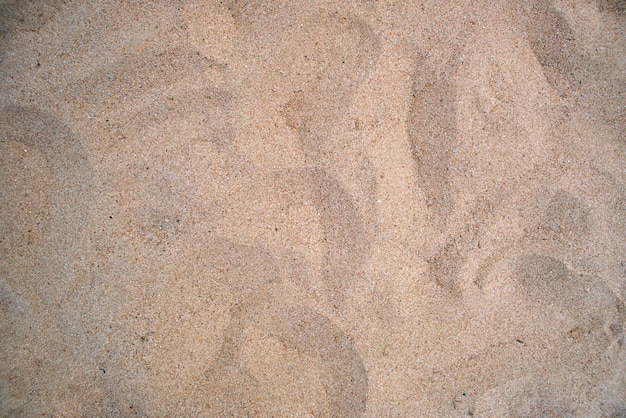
[1,1,625,416]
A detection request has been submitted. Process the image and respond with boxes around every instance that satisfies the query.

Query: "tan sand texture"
[0,0,624,416]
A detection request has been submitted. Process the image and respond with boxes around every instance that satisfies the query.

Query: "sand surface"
[0,0,625,416]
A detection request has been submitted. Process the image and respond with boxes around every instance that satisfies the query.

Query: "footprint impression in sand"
[0,105,95,412]
[405,2,625,412]
[185,3,381,415]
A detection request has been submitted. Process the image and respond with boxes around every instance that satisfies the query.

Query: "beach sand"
[1,0,625,415]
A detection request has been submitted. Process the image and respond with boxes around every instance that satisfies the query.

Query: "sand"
[0,0,624,416]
